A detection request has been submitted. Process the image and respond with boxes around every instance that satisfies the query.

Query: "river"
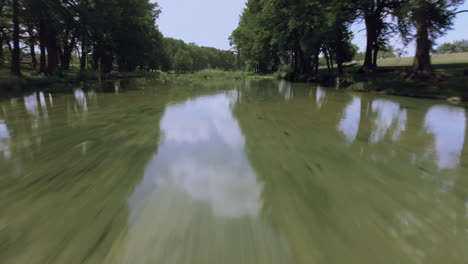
[0,79,467,263]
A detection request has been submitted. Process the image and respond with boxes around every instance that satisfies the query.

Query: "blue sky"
[156,0,246,50]
[156,0,468,55]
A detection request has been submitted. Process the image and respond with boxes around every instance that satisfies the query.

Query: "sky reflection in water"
[338,96,361,144]
[0,82,468,263]
[424,105,466,169]
[130,92,262,219]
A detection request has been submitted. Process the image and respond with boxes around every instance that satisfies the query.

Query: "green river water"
[0,79,467,263]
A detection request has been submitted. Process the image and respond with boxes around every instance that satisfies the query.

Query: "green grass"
[140,69,276,83]
[369,52,468,67]
[0,68,275,94]
[347,52,468,100]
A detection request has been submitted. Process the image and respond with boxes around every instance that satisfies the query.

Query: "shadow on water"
[232,80,468,263]
[0,79,171,263]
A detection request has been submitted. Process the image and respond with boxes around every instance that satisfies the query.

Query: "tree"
[10,0,20,75]
[163,38,235,72]
[397,0,464,78]
[0,0,239,76]
[230,0,358,82]
[394,47,407,57]
[435,40,468,54]
[173,48,193,73]
[358,0,401,72]
[0,0,6,66]
[378,45,397,59]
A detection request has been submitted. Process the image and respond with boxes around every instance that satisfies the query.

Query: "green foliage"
[396,0,464,47]
[0,0,236,80]
[435,40,468,54]
[231,0,464,79]
[355,45,396,61]
[379,45,397,59]
[162,38,236,72]
[173,48,193,73]
[230,0,359,79]
[354,52,365,61]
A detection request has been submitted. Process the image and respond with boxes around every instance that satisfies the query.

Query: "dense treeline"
[162,38,235,73]
[435,40,468,54]
[0,0,236,77]
[230,0,467,81]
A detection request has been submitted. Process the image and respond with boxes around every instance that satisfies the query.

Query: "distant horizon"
[156,0,468,55]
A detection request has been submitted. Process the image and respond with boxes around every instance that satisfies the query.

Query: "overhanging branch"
[454,10,468,15]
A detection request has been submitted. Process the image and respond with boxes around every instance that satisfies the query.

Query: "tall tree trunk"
[372,18,385,67]
[80,45,87,71]
[313,49,319,74]
[62,43,75,71]
[79,0,89,71]
[58,45,64,66]
[0,0,5,67]
[60,26,76,71]
[293,31,310,74]
[27,28,37,70]
[411,0,433,78]
[80,36,87,71]
[326,46,335,71]
[62,50,71,71]
[0,32,4,67]
[46,28,59,75]
[39,21,47,73]
[6,37,12,53]
[10,0,21,75]
[29,43,37,71]
[272,45,279,72]
[360,0,387,72]
[362,12,377,72]
[101,52,113,73]
[323,47,331,73]
[293,50,299,74]
[335,25,345,81]
[292,31,302,74]
[92,44,100,71]
[5,35,13,54]
[0,0,5,18]
[372,42,379,67]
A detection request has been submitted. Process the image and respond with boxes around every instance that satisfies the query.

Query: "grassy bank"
[0,69,275,94]
[371,52,468,67]
[2,54,467,101]
[0,69,102,91]
[347,53,468,100]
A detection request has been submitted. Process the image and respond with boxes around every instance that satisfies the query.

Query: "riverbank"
[1,53,467,102]
[0,69,276,94]
[348,53,468,102]
[348,62,468,101]
[0,69,102,92]
[284,53,468,102]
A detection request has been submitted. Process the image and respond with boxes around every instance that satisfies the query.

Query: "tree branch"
[454,10,468,15]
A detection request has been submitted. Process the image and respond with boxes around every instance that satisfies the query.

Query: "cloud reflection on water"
[424,105,466,170]
[370,99,407,144]
[0,120,11,159]
[130,93,262,219]
[338,96,361,144]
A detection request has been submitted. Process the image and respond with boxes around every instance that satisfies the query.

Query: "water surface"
[1,79,467,263]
